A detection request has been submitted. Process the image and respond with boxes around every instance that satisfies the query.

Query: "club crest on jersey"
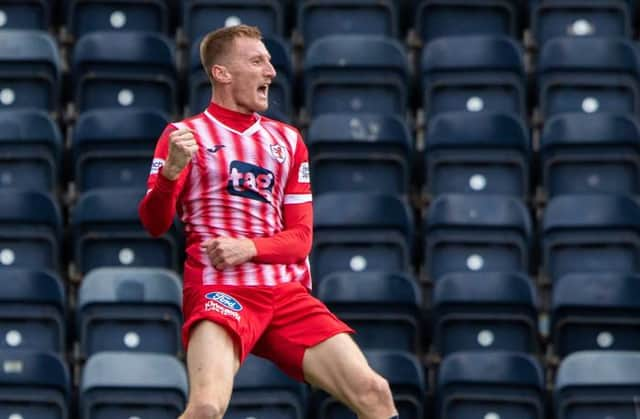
[228,160,275,203]
[269,143,286,164]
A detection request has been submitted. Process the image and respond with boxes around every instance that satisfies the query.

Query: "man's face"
[223,36,276,114]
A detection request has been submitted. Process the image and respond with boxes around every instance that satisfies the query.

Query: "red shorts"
[182,281,354,381]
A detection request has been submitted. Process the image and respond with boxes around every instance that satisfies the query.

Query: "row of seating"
[3,348,639,419]
[8,266,638,358]
[4,108,640,201]
[4,189,640,282]
[6,0,637,47]
[7,29,640,121]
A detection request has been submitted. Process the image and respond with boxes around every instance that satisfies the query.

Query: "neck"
[207,101,258,132]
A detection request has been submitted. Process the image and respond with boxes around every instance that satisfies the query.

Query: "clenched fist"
[162,128,198,180]
[200,237,257,270]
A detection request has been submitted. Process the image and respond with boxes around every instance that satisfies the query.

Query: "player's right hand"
[162,128,198,180]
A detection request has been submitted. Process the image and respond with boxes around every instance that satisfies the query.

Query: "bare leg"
[302,333,398,419]
[179,321,240,419]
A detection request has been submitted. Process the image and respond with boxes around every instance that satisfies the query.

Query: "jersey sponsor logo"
[204,291,243,311]
[298,161,310,183]
[269,143,286,164]
[150,158,164,175]
[227,161,275,203]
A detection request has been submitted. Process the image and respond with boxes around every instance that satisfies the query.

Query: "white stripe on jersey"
[284,194,313,204]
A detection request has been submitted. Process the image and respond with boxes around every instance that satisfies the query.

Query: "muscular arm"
[251,201,313,264]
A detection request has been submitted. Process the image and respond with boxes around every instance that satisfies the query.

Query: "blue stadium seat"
[552,273,640,357]
[188,36,292,118]
[312,192,413,281]
[532,0,633,47]
[65,0,171,38]
[537,37,640,118]
[438,351,545,419]
[316,272,422,352]
[432,272,539,355]
[542,194,640,282]
[71,189,181,275]
[424,111,530,198]
[555,351,640,419]
[227,355,307,418]
[0,269,65,353]
[307,113,412,195]
[77,267,182,358]
[540,113,640,198]
[183,0,284,42]
[414,0,522,43]
[298,0,399,46]
[0,0,51,29]
[0,350,70,419]
[0,109,62,192]
[71,109,168,192]
[421,36,526,118]
[0,30,61,112]
[304,35,409,117]
[0,189,61,270]
[312,350,426,419]
[72,31,177,115]
[79,351,187,419]
[424,194,533,282]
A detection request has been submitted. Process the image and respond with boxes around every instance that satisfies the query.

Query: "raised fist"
[162,128,198,180]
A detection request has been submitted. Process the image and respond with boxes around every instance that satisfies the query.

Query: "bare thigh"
[185,320,240,406]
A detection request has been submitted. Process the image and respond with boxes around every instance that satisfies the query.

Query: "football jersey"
[144,105,312,288]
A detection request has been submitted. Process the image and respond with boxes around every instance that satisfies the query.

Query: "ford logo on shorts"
[205,292,243,311]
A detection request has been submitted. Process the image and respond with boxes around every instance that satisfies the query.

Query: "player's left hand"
[200,237,257,270]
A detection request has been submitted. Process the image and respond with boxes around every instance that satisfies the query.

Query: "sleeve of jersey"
[138,124,189,237]
[251,132,313,264]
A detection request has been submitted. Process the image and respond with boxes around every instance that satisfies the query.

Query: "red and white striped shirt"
[139,103,313,289]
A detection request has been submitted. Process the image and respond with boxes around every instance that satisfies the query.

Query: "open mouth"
[257,84,269,97]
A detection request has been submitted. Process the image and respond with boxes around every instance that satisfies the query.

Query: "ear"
[212,64,231,84]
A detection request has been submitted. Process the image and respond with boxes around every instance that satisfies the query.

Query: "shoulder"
[170,112,207,130]
[260,115,304,149]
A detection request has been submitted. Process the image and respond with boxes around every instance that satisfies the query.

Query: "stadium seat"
[71,108,168,192]
[0,189,61,270]
[424,111,530,198]
[537,37,640,118]
[438,351,545,419]
[188,36,292,118]
[432,272,539,355]
[298,0,399,46]
[307,113,412,195]
[70,188,181,275]
[414,0,522,43]
[0,0,51,30]
[532,0,633,47]
[76,267,182,358]
[423,194,533,282]
[316,271,422,352]
[542,194,640,282]
[552,273,640,357]
[0,109,62,192]
[0,30,61,112]
[303,35,409,117]
[65,0,171,38]
[555,351,640,419]
[0,269,65,353]
[421,35,526,118]
[226,355,307,418]
[0,350,70,419]
[312,350,426,419]
[72,31,177,115]
[183,0,285,43]
[79,351,187,419]
[311,192,413,281]
[540,113,640,198]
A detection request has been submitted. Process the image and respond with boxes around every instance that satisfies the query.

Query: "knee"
[181,400,228,419]
[351,373,394,411]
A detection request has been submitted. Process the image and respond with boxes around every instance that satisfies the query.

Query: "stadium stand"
[2,1,640,417]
